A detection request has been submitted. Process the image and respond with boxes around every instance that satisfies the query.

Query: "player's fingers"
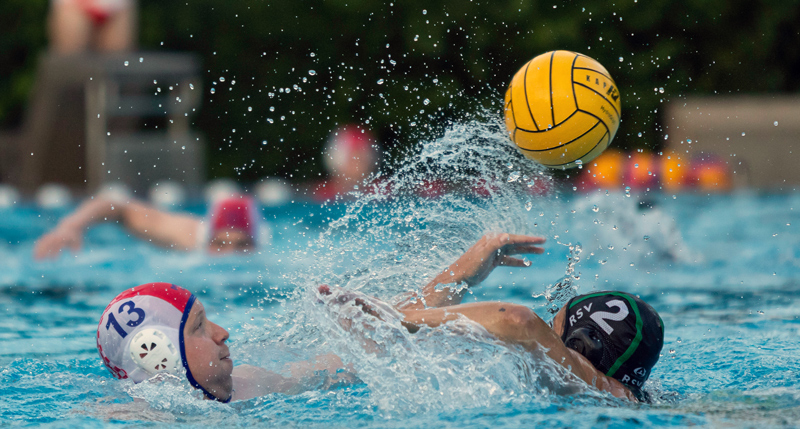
[505,244,545,255]
[499,256,531,267]
[505,234,546,244]
[33,241,56,260]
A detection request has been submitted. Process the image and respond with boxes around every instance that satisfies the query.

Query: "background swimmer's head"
[96,283,234,402]
[207,195,261,254]
[323,125,379,181]
[552,291,664,396]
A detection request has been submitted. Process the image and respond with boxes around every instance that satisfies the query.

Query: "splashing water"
[232,116,616,416]
[543,242,582,316]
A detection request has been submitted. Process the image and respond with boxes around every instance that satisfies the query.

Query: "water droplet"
[377,79,385,85]
[139,57,144,63]
[669,349,676,354]
[219,77,225,82]
[210,88,216,94]
[624,186,631,197]
[774,121,779,126]
[309,70,316,76]
[637,132,642,137]
[676,337,682,343]
[619,57,624,62]
[592,205,599,212]
[422,9,427,14]
[687,139,693,144]
[643,235,650,241]
[123,61,129,66]
[658,87,664,93]
[248,106,253,112]
[741,132,746,136]
[507,171,521,182]
[189,83,194,90]
[525,201,532,211]
[310,52,316,57]
[423,98,430,105]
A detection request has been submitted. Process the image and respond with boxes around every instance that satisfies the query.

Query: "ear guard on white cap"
[129,328,181,377]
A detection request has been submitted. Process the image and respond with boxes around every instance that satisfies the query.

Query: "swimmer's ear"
[129,328,181,377]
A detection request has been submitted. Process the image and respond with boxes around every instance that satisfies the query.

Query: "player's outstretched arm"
[231,354,357,399]
[399,233,545,310]
[398,302,635,401]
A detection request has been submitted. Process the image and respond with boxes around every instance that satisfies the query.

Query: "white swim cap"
[96,282,230,402]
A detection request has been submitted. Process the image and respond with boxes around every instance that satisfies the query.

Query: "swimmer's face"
[552,305,606,371]
[183,300,234,400]
[208,229,254,254]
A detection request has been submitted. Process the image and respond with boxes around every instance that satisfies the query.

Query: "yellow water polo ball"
[504,50,622,169]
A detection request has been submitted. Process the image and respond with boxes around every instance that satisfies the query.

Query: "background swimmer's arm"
[33,197,201,259]
[34,196,121,259]
[399,302,635,401]
[398,233,545,310]
[119,200,201,250]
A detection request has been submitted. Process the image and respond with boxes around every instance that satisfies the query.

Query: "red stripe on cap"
[104,282,193,314]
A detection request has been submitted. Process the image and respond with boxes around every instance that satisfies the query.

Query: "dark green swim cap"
[560,291,664,393]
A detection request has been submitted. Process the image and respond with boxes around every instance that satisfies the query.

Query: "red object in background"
[691,154,732,191]
[415,179,448,199]
[575,149,625,191]
[626,151,659,189]
[323,125,378,177]
[576,149,732,192]
[210,195,258,238]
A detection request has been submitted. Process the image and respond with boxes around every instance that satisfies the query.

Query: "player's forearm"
[400,265,472,310]
[401,303,570,361]
[401,303,607,391]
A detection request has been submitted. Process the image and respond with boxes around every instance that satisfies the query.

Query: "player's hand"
[443,233,546,287]
[33,226,83,260]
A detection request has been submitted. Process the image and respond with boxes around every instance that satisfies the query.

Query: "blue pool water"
[3,122,800,427]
